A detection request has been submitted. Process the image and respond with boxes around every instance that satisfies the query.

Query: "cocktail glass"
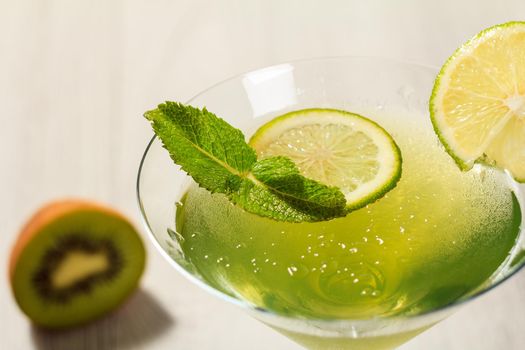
[137,57,525,350]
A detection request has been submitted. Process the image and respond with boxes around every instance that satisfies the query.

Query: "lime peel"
[430,21,525,182]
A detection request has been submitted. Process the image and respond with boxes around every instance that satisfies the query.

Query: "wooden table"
[1,1,524,349]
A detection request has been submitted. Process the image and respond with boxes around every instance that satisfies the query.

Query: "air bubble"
[318,262,385,303]
[287,266,298,276]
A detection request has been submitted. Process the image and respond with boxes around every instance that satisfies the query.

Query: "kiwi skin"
[9,199,146,329]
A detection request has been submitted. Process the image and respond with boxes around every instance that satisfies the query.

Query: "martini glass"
[137,57,525,350]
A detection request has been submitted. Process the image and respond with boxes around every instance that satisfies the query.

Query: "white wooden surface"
[1,1,525,349]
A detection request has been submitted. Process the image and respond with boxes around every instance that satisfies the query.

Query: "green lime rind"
[249,108,403,212]
[429,21,525,181]
[344,140,402,212]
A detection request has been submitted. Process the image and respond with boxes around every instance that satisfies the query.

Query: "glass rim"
[136,55,525,328]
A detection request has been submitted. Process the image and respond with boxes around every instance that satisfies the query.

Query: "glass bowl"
[137,57,525,350]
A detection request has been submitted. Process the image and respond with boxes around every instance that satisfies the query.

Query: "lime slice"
[430,21,525,182]
[249,108,402,210]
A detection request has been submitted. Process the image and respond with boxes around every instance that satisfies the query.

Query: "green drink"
[176,108,521,323]
[138,55,525,350]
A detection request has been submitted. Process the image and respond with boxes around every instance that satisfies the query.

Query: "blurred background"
[1,0,524,349]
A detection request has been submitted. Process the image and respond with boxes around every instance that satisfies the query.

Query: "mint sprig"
[145,102,346,222]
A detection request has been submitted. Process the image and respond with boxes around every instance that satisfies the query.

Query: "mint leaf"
[145,102,347,222]
[231,180,320,222]
[252,157,347,218]
[145,102,256,194]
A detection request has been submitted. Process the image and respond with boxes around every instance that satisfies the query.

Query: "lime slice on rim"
[249,108,402,210]
[430,21,525,182]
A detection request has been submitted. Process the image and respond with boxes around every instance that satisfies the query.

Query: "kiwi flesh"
[9,199,146,329]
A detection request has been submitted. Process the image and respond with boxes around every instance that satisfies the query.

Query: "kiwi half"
[9,199,146,329]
